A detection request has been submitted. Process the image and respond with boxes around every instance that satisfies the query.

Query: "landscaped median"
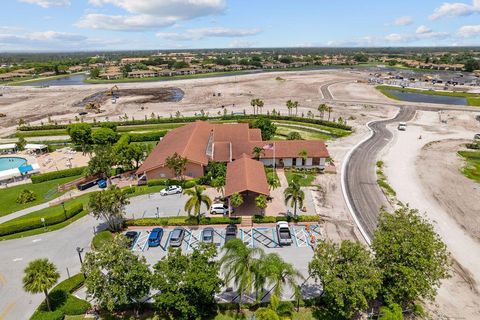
[125,214,319,227]
[31,273,91,320]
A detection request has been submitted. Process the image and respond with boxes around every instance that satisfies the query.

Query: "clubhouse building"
[137,121,329,204]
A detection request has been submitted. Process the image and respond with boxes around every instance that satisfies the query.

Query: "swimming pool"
[0,157,28,171]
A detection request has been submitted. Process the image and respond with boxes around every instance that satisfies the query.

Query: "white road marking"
[32,239,42,243]
[12,258,23,262]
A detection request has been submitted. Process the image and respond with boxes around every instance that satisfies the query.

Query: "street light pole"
[76,247,84,265]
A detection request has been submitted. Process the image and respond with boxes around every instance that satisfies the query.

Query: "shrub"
[147,179,167,186]
[30,309,64,320]
[0,204,84,236]
[54,274,85,293]
[31,167,85,184]
[127,130,167,142]
[16,189,37,204]
[183,180,197,189]
[125,216,241,227]
[61,295,91,315]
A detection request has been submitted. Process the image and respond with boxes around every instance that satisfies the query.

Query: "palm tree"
[250,99,257,115]
[257,99,264,114]
[255,195,268,215]
[286,100,293,116]
[293,101,299,116]
[183,185,212,224]
[317,103,327,119]
[284,179,304,218]
[298,149,308,166]
[252,146,265,160]
[326,105,333,121]
[267,174,281,190]
[23,258,60,311]
[220,239,265,308]
[211,176,225,197]
[261,253,303,300]
[229,192,244,216]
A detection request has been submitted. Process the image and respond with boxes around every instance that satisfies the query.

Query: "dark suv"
[225,224,237,243]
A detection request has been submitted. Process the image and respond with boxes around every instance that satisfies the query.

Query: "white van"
[210,203,230,215]
[398,122,407,131]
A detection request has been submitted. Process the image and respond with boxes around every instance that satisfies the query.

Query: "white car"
[210,203,230,215]
[160,185,182,196]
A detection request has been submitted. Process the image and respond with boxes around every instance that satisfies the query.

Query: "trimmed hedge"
[31,273,90,320]
[147,179,167,187]
[125,216,241,227]
[252,215,320,223]
[31,167,85,184]
[0,203,84,236]
[126,130,167,142]
[146,178,197,188]
[19,114,352,132]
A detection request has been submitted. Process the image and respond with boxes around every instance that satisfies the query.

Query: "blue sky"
[1,0,480,51]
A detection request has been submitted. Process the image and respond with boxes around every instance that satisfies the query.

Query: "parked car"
[276,221,293,246]
[202,227,214,243]
[148,227,164,247]
[210,203,230,215]
[225,224,237,243]
[160,185,182,196]
[97,179,107,189]
[169,227,186,247]
[397,122,407,131]
[124,231,139,249]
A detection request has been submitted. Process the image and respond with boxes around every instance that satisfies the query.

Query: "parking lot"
[127,224,323,255]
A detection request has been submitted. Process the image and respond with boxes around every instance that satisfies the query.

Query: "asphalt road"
[343,106,416,241]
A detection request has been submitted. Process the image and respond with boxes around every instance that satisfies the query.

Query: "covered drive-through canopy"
[224,154,270,198]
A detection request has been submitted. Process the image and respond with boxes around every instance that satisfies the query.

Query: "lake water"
[386,89,467,106]
[21,74,87,86]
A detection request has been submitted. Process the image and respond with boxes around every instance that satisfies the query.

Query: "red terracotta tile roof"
[224,154,270,197]
[213,141,231,162]
[251,140,329,159]
[249,128,262,141]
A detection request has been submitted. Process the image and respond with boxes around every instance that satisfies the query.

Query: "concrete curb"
[340,109,402,246]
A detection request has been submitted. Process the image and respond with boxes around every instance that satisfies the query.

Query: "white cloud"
[429,0,480,20]
[79,0,226,31]
[416,25,431,34]
[392,16,413,26]
[229,39,255,48]
[458,24,480,37]
[18,0,70,8]
[156,27,261,41]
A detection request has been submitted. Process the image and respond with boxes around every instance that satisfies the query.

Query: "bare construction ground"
[418,139,480,241]
[383,110,480,319]
[0,69,389,136]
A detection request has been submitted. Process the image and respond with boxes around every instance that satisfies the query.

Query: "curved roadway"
[343,106,416,241]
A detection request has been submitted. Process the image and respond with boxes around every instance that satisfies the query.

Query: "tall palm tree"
[284,180,304,217]
[293,101,299,116]
[220,239,265,308]
[286,100,293,116]
[23,258,60,311]
[250,99,257,115]
[255,195,268,215]
[298,149,308,166]
[252,146,265,160]
[257,99,264,114]
[183,185,212,224]
[317,103,327,119]
[326,105,333,121]
[267,174,281,190]
[262,253,303,300]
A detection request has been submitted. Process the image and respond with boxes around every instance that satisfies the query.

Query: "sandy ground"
[0,69,384,137]
[382,110,480,319]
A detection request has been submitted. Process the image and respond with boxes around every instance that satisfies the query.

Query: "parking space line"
[186,230,201,251]
[132,231,150,252]
[164,231,173,248]
[0,301,15,320]
[214,229,225,247]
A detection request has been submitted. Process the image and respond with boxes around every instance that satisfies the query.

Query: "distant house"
[127,70,158,78]
[121,57,149,64]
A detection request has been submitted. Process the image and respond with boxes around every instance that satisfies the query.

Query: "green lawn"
[0,175,82,217]
[91,230,113,250]
[274,120,352,137]
[376,85,480,107]
[458,150,480,183]
[275,126,332,141]
[284,169,317,186]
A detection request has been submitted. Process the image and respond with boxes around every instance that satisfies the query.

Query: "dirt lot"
[418,139,480,241]
[383,110,480,319]
[0,69,388,136]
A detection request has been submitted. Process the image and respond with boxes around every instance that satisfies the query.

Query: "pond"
[385,89,467,106]
[21,74,87,86]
